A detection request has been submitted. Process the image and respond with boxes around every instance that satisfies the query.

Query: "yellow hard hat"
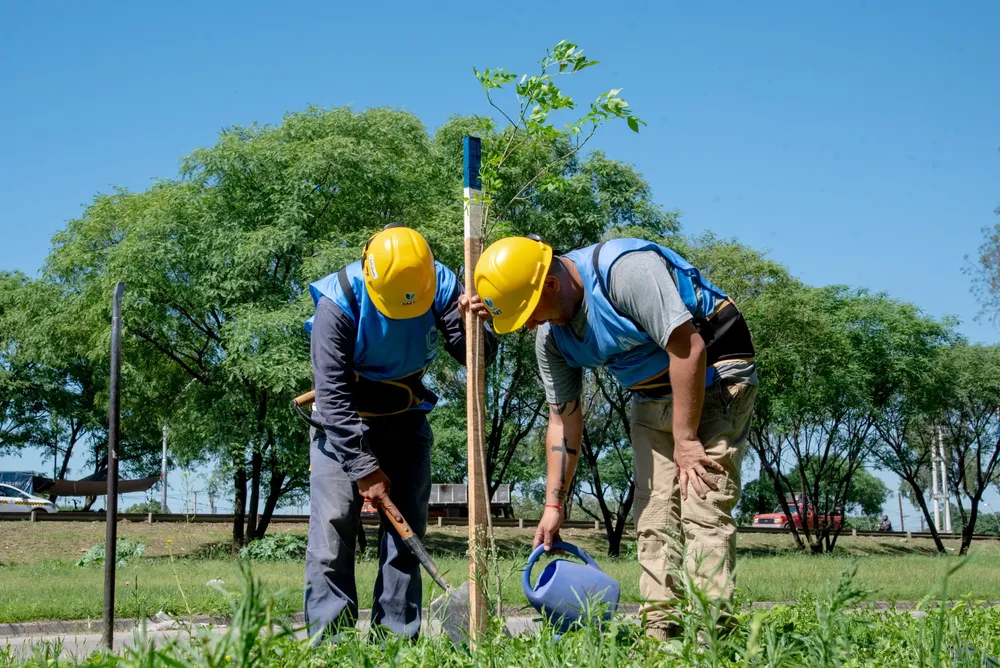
[362,225,436,319]
[474,236,553,334]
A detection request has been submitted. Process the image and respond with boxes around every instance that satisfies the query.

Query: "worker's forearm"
[668,329,707,442]
[545,400,583,507]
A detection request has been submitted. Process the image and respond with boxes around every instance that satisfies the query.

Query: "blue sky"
[1,1,998,522]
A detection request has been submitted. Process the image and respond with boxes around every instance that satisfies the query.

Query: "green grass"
[3,547,1000,623]
[5,563,1000,667]
[2,522,1000,623]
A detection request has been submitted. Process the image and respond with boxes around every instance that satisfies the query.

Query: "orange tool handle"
[293,390,316,408]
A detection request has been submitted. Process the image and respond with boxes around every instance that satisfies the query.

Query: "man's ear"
[543,274,560,293]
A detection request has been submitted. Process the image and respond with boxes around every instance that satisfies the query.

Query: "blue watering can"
[522,541,620,635]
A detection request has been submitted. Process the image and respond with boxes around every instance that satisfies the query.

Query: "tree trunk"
[608,482,635,557]
[48,425,82,504]
[246,450,263,539]
[759,458,806,551]
[82,450,108,512]
[905,475,946,553]
[757,460,769,515]
[564,475,580,520]
[960,495,981,556]
[232,464,247,556]
[252,469,286,540]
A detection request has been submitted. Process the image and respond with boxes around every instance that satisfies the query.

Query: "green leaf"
[627,116,639,133]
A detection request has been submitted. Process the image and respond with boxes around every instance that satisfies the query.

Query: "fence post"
[437,516,443,528]
[906,531,912,539]
[851,529,857,537]
[518,518,524,529]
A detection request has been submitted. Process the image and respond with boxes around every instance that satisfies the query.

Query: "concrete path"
[1,612,549,659]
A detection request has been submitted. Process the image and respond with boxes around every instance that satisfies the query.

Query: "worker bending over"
[465,236,757,639]
[305,225,495,640]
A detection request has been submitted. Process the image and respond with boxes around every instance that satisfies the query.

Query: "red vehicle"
[752,503,843,531]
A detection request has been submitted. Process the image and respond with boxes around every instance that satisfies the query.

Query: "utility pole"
[161,425,169,513]
[940,428,953,534]
[898,490,904,532]
[209,493,215,514]
[932,427,941,531]
[103,282,124,650]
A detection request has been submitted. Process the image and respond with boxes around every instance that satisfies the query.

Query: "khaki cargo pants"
[630,379,757,636]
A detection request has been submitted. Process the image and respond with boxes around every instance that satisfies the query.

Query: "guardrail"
[2,511,998,541]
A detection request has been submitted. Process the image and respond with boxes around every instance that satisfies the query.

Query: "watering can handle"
[522,541,601,593]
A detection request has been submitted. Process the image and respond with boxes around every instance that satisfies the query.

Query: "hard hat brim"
[491,244,553,334]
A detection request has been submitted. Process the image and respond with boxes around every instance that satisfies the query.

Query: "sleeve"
[433,265,498,368]
[310,296,381,480]
[535,324,583,404]
[608,250,694,349]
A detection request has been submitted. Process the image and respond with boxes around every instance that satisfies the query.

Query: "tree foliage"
[4,42,997,563]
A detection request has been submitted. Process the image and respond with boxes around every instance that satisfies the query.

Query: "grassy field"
[6,558,1000,668]
[2,521,999,623]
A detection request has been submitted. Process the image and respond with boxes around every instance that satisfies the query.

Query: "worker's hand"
[458,293,492,321]
[357,469,402,523]
[674,438,724,501]
[533,506,564,552]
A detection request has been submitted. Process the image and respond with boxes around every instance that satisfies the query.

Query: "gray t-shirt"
[536,250,757,404]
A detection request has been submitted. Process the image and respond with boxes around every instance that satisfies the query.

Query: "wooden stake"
[463,136,489,640]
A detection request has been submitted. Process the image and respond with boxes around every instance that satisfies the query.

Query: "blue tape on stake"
[463,136,482,190]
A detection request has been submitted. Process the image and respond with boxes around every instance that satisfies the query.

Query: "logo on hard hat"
[402,291,417,306]
[483,297,503,316]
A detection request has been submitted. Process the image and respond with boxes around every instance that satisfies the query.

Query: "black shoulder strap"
[591,239,648,333]
[592,240,610,301]
[337,268,360,322]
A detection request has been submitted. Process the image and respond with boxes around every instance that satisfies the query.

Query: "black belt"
[629,303,755,399]
[353,369,437,418]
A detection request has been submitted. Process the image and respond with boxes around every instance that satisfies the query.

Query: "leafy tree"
[1,272,168,507]
[968,187,1000,325]
[0,273,52,456]
[735,477,778,526]
[848,296,958,553]
[939,343,1000,555]
[43,107,448,552]
[748,284,889,553]
[573,368,635,556]
[124,499,162,514]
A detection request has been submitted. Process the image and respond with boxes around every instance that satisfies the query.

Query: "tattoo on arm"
[551,400,579,417]
[551,438,578,504]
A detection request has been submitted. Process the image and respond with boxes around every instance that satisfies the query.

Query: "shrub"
[238,533,307,561]
[75,538,146,567]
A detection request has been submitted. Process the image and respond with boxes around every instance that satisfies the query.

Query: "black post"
[103,282,124,650]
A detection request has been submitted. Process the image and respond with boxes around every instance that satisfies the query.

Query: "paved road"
[1,616,547,659]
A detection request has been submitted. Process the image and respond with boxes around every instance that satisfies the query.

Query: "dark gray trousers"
[303,412,432,640]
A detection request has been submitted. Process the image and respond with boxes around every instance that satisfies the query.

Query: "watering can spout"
[522,541,621,635]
